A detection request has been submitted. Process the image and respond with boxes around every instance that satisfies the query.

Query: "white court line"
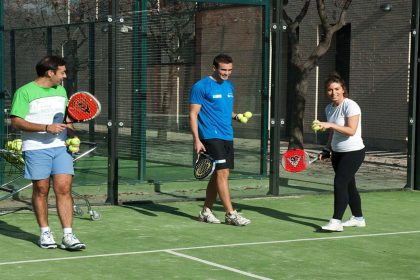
[1,230,419,266]
[166,250,272,280]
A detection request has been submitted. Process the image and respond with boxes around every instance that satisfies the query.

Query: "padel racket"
[66,91,101,123]
[194,153,216,180]
[281,149,318,173]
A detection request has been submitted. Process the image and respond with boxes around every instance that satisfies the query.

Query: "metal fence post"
[407,0,420,190]
[0,0,4,185]
[268,0,284,195]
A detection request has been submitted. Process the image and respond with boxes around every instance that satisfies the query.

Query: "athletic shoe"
[342,216,366,227]
[198,208,221,224]
[225,210,251,226]
[321,219,343,232]
[60,233,86,250]
[39,231,57,249]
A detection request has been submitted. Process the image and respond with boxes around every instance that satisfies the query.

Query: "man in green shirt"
[11,55,85,250]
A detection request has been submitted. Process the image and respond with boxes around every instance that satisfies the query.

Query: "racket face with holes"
[194,153,216,180]
[67,91,101,122]
[281,149,318,172]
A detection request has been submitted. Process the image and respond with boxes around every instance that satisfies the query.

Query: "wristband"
[320,148,331,158]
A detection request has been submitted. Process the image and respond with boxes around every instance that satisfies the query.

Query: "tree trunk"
[288,72,309,150]
[157,65,179,141]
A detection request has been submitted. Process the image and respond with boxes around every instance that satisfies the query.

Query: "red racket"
[281,149,318,172]
[66,91,101,123]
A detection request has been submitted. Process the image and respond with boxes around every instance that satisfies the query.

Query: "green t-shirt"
[11,81,68,151]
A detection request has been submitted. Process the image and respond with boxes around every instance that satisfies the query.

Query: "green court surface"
[1,190,420,279]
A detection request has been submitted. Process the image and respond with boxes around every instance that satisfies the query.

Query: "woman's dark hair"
[213,54,233,68]
[324,72,348,97]
[36,55,66,77]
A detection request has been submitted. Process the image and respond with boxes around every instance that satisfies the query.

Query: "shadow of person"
[212,201,328,231]
[122,201,198,221]
[0,219,38,246]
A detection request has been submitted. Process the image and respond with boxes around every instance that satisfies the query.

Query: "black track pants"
[331,148,365,220]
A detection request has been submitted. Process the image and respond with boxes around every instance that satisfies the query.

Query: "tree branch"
[303,0,352,70]
[295,0,311,24]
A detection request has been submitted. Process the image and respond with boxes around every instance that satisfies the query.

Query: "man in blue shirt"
[189,54,250,226]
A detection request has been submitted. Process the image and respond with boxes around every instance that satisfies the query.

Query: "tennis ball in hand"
[244,111,253,119]
[311,120,321,132]
[311,123,321,132]
[239,116,248,124]
[237,113,244,120]
[68,145,79,153]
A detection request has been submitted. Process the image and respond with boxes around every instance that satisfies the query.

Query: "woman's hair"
[324,72,348,97]
[213,54,233,68]
[36,55,66,77]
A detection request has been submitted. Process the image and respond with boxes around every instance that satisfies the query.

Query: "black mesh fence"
[0,1,411,210]
[1,2,269,208]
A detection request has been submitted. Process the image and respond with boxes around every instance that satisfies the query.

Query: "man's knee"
[33,180,51,196]
[54,184,72,196]
[215,168,230,178]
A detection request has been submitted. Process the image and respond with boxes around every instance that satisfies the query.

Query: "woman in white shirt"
[317,73,366,232]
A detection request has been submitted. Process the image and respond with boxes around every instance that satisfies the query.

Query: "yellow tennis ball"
[311,120,322,131]
[244,111,253,118]
[11,139,22,151]
[237,113,244,120]
[70,137,81,145]
[14,140,22,151]
[68,145,79,153]
[312,124,321,132]
[240,116,248,124]
[6,140,13,150]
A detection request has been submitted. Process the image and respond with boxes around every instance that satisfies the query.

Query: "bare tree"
[147,1,196,140]
[283,0,352,149]
[5,0,105,93]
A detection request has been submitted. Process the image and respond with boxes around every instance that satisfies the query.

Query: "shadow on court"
[122,202,197,221]
[0,219,38,245]
[122,199,329,230]
[213,202,329,230]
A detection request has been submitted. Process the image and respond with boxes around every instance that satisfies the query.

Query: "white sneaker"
[225,210,251,226]
[60,233,86,250]
[342,216,366,227]
[39,231,57,249]
[321,219,343,232]
[198,208,221,224]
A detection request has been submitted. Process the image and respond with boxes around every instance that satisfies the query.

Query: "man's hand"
[46,123,67,134]
[194,140,206,154]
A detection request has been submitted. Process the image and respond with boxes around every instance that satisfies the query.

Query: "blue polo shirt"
[189,76,234,140]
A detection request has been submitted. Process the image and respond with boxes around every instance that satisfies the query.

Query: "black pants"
[331,148,365,220]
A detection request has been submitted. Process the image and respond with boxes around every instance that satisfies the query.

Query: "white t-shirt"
[10,81,68,151]
[325,98,365,152]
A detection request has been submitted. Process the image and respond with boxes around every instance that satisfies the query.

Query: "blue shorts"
[23,147,74,180]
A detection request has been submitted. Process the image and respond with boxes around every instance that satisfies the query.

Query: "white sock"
[40,227,50,234]
[63,228,73,235]
[354,216,364,221]
[331,218,341,223]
